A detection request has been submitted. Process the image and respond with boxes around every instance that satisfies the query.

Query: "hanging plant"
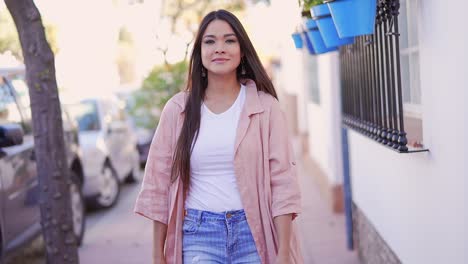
[291,32,304,49]
[310,3,354,48]
[325,0,378,38]
[304,0,324,9]
[299,0,323,17]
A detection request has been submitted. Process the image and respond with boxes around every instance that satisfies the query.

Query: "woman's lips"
[212,58,229,63]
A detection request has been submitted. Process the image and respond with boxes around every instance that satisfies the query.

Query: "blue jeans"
[182,209,261,264]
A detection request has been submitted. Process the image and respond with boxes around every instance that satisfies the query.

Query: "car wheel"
[69,171,85,246]
[125,154,142,184]
[92,163,120,209]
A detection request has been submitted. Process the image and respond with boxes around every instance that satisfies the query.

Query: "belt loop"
[197,209,203,225]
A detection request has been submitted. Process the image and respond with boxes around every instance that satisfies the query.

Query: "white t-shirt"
[185,84,246,212]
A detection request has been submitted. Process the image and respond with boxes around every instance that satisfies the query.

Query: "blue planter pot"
[311,4,354,48]
[302,31,316,55]
[305,19,337,54]
[327,0,377,38]
[291,32,304,49]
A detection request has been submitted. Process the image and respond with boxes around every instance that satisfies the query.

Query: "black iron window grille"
[340,0,427,153]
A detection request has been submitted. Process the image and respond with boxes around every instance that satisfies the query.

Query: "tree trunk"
[4,0,79,263]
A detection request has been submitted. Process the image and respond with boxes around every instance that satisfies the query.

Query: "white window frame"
[399,0,421,119]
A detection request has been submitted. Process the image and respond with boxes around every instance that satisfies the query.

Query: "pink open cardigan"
[134,79,303,263]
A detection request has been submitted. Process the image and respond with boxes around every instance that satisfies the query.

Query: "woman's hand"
[153,256,167,264]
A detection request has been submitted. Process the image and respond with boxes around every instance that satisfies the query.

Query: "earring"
[241,59,246,75]
[201,67,206,77]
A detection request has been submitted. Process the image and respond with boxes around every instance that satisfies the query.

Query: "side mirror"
[0,124,24,148]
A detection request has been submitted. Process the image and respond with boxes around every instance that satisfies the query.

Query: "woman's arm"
[153,220,168,264]
[267,98,302,219]
[267,98,301,263]
[134,99,178,263]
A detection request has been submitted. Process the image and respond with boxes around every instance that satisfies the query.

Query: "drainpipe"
[342,126,354,250]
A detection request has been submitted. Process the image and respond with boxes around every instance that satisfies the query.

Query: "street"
[4,176,153,264]
[79,177,152,264]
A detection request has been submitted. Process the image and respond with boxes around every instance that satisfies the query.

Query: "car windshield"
[68,101,100,131]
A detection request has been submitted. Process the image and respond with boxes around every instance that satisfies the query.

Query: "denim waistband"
[185,208,246,223]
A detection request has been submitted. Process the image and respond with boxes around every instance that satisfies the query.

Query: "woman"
[135,9,303,264]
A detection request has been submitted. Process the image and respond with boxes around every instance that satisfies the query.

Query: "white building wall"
[307,52,343,185]
[327,53,344,186]
[269,0,308,134]
[307,102,327,171]
[350,1,468,263]
[295,49,309,135]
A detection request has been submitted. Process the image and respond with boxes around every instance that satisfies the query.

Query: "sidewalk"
[293,137,361,264]
[76,141,361,264]
[78,184,153,264]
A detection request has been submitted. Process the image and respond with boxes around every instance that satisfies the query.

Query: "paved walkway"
[295,153,361,264]
[78,183,152,264]
[76,138,361,264]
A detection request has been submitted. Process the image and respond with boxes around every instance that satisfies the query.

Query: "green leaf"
[127,61,188,130]
[301,0,323,11]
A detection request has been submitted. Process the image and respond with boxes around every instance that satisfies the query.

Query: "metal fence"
[340,0,415,152]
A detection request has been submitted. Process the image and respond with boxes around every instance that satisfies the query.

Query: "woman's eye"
[226,39,237,43]
[204,39,215,44]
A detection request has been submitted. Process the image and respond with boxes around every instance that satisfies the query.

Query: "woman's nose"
[215,43,225,54]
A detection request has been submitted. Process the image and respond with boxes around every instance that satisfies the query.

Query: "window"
[339,0,427,153]
[67,101,101,131]
[8,76,33,134]
[399,0,420,107]
[0,78,23,126]
[399,0,423,148]
[10,77,30,109]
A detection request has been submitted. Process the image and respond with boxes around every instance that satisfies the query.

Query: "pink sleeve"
[134,100,177,224]
[268,99,302,220]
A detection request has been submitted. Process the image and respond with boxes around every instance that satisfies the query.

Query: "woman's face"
[201,19,242,77]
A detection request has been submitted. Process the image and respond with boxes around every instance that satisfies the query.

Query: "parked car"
[135,128,153,168]
[115,90,153,168]
[0,68,86,260]
[66,97,140,209]
[127,121,153,169]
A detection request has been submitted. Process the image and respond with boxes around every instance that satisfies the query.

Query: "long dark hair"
[171,9,278,190]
